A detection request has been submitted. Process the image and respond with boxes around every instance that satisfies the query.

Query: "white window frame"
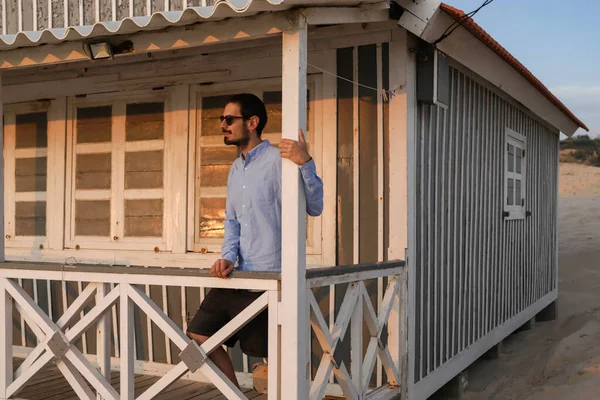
[4,101,56,248]
[65,89,173,251]
[504,127,527,220]
[187,76,324,259]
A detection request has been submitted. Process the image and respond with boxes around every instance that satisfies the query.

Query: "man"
[186,93,323,387]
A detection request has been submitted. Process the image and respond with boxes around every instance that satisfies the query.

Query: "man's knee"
[187,331,209,344]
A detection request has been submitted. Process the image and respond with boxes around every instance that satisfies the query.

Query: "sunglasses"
[219,115,245,126]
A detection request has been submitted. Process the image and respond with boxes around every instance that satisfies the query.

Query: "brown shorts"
[186,288,268,358]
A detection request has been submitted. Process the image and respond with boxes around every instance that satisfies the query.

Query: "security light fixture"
[86,41,113,60]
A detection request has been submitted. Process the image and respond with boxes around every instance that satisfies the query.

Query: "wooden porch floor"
[12,358,266,400]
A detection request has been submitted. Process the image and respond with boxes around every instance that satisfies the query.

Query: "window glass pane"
[16,112,48,148]
[507,144,514,173]
[201,95,229,137]
[16,157,47,192]
[516,147,522,174]
[75,200,110,236]
[199,198,226,238]
[126,102,164,141]
[77,106,112,144]
[15,201,46,236]
[515,179,521,206]
[200,147,238,187]
[263,91,282,134]
[125,199,163,237]
[125,150,164,189]
[76,153,111,190]
[507,178,514,206]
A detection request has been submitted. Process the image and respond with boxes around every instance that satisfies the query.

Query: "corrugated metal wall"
[413,66,558,384]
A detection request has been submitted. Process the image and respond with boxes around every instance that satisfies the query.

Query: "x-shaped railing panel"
[0,278,271,400]
[308,278,400,400]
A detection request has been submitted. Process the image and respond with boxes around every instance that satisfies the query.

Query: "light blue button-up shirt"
[221,140,324,272]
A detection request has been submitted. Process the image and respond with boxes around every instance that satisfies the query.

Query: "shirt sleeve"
[221,169,240,265]
[300,158,324,217]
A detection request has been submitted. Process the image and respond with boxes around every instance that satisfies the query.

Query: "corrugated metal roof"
[440,3,589,132]
[0,0,375,50]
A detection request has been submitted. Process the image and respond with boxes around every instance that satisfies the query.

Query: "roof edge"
[439,3,588,133]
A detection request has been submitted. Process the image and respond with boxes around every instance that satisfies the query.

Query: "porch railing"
[0,260,404,400]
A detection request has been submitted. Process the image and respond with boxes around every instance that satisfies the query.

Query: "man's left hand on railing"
[211,259,235,279]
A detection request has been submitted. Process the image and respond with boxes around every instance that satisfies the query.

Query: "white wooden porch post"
[0,77,9,400]
[387,29,414,398]
[281,14,309,400]
[0,76,4,265]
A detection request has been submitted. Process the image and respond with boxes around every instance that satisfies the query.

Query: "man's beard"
[223,129,250,147]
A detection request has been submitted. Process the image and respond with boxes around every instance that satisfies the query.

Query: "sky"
[446,0,600,138]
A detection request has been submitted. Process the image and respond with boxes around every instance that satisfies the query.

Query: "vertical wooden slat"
[351,284,363,393]
[418,105,425,380]
[2,0,7,34]
[32,0,36,29]
[471,83,479,342]
[145,284,154,362]
[433,104,439,370]
[268,289,280,399]
[0,281,12,398]
[439,99,446,366]
[181,286,187,333]
[475,77,482,342]
[112,282,119,358]
[447,69,456,361]
[162,285,171,364]
[63,0,67,26]
[17,0,22,31]
[457,73,469,352]
[485,87,493,332]
[46,281,53,321]
[120,284,134,399]
[465,77,473,349]
[77,281,88,353]
[97,283,111,383]
[32,280,39,344]
[476,84,483,339]
[336,47,354,267]
[376,43,384,387]
[352,46,359,265]
[47,0,52,28]
[483,87,491,333]
[553,127,559,292]
[426,104,433,374]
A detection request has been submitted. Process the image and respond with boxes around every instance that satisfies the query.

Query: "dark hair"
[226,93,268,136]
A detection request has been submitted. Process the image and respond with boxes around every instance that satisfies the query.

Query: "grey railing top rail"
[0,261,281,280]
[305,260,405,288]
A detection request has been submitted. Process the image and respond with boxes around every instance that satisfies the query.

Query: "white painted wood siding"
[411,66,559,393]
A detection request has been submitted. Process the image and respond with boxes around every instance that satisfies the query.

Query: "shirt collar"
[242,140,271,165]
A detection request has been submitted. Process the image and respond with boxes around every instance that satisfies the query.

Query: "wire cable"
[433,0,496,46]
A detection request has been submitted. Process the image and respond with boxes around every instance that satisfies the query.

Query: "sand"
[462,163,600,400]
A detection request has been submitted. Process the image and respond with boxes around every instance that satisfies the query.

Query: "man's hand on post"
[211,259,235,279]
[280,129,312,166]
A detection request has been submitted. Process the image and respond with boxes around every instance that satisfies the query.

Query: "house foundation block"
[429,370,468,400]
[536,300,558,322]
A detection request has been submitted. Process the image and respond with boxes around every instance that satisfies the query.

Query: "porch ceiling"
[0,0,385,51]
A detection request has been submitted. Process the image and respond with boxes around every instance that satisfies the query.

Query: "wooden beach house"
[0,0,587,399]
